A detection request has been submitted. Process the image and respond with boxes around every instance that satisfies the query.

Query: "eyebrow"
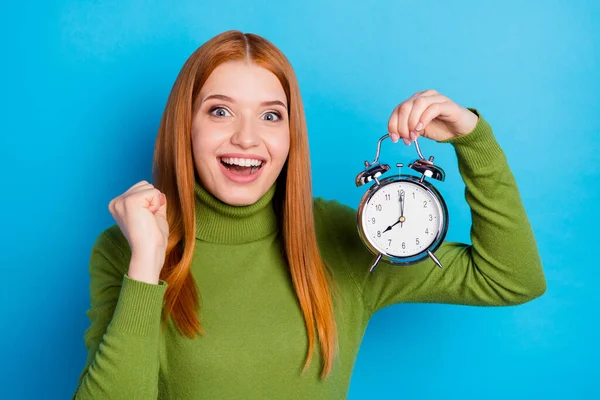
[201,94,287,109]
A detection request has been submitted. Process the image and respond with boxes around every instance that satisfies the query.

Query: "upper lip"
[218,153,267,162]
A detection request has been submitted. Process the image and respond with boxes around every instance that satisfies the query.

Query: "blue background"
[2,0,597,398]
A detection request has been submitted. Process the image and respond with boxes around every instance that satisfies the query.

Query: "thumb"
[155,193,167,218]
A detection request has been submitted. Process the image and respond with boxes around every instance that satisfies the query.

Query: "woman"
[73,30,546,399]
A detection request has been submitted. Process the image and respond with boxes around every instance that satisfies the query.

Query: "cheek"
[191,126,221,164]
[266,132,290,164]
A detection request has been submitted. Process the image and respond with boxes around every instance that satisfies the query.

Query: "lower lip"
[218,160,265,184]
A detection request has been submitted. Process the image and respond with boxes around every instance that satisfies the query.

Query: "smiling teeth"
[221,157,263,167]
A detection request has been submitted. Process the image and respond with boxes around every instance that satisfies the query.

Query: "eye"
[262,111,282,122]
[209,107,231,117]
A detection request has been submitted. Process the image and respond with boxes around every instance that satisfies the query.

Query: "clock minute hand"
[383,193,407,233]
[399,192,405,227]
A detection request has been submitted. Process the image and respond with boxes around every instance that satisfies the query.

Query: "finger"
[147,189,163,209]
[149,194,165,215]
[387,90,439,144]
[133,180,150,188]
[126,183,155,196]
[396,102,413,146]
[156,193,167,216]
[388,100,418,143]
[387,105,400,142]
[155,194,168,219]
[410,89,437,99]
[123,180,154,195]
[421,89,439,96]
[111,181,152,211]
[404,91,428,141]
[408,94,447,139]
[418,101,453,133]
[126,180,151,192]
[125,188,162,211]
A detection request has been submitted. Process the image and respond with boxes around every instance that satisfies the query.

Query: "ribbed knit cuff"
[109,274,168,337]
[440,108,505,170]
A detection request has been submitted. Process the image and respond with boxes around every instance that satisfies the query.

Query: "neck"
[193,180,278,244]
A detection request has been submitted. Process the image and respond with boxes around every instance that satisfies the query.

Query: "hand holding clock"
[387,89,479,145]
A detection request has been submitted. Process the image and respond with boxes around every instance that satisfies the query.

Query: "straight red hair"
[152,30,339,379]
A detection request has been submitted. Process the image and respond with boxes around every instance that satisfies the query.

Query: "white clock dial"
[361,181,443,257]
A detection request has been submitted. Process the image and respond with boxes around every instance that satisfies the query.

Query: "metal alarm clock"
[355,134,449,273]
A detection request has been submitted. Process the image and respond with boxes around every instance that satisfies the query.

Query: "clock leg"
[427,250,444,269]
[369,254,383,273]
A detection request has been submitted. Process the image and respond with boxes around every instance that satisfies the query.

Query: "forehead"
[199,61,287,105]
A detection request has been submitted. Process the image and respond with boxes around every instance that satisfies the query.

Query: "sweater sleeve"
[72,227,168,399]
[315,109,547,315]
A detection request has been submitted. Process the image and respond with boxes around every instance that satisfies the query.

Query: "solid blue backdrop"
[1,0,597,399]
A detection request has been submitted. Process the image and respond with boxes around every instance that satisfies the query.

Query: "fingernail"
[410,131,417,141]
[403,138,411,146]
[416,122,423,131]
[390,133,399,142]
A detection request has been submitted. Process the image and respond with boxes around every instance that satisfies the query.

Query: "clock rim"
[356,174,449,266]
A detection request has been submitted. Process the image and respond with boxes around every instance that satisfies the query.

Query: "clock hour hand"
[383,220,400,233]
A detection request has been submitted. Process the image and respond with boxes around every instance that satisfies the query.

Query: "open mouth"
[219,157,265,176]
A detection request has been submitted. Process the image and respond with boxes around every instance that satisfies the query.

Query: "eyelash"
[209,106,282,122]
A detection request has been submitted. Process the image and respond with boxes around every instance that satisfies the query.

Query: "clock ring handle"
[370,134,427,165]
[413,137,426,161]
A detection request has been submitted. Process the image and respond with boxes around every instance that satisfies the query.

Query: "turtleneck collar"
[193,179,279,244]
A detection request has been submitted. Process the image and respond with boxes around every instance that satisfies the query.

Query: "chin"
[213,183,268,206]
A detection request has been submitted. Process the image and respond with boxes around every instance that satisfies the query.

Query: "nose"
[231,117,260,149]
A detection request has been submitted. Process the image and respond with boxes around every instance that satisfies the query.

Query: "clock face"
[361,180,443,258]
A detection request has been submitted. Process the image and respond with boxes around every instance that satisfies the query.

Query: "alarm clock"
[355,134,449,273]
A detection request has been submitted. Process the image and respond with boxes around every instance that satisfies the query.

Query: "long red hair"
[152,30,339,379]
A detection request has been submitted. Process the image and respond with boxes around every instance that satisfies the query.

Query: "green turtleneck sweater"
[72,109,546,399]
